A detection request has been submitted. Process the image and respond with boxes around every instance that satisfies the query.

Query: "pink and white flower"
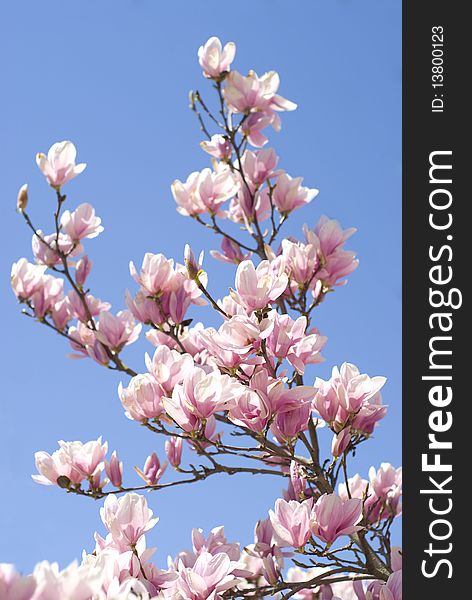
[36,141,86,188]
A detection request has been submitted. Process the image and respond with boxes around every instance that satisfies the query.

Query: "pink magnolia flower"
[168,366,243,421]
[162,385,202,433]
[228,389,271,433]
[265,310,307,359]
[29,275,64,319]
[310,493,363,545]
[100,492,158,547]
[11,258,47,300]
[32,560,103,600]
[210,237,252,265]
[271,402,312,442]
[240,112,275,148]
[175,551,242,600]
[381,570,402,600]
[51,297,74,331]
[331,428,352,458]
[351,391,388,435]
[198,36,236,79]
[369,463,402,518]
[0,564,36,600]
[194,167,239,214]
[75,255,92,287]
[118,373,166,422]
[192,526,240,561]
[227,183,271,226]
[303,216,358,287]
[67,290,111,322]
[129,252,175,295]
[165,436,183,468]
[105,451,123,488]
[171,171,204,216]
[231,259,288,311]
[313,363,386,431]
[304,215,357,259]
[145,345,194,395]
[251,370,315,416]
[36,141,86,188]
[136,452,167,486]
[200,135,232,160]
[223,70,297,118]
[271,172,319,214]
[288,329,327,375]
[31,231,80,266]
[95,310,142,351]
[269,498,313,548]
[280,239,320,287]
[125,289,165,326]
[32,446,81,487]
[199,314,271,369]
[58,437,108,479]
[60,203,103,241]
[239,149,278,186]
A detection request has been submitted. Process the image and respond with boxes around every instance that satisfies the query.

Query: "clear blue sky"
[0,1,401,572]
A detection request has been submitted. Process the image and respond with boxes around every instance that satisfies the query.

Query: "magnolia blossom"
[174,551,243,600]
[75,255,92,286]
[31,231,80,266]
[172,166,239,216]
[198,36,236,79]
[313,363,387,432]
[119,373,166,422]
[166,366,243,423]
[32,560,103,600]
[269,498,313,548]
[129,253,175,296]
[105,451,123,488]
[0,563,36,600]
[11,258,47,300]
[240,112,275,147]
[239,149,278,186]
[28,275,64,319]
[270,172,319,214]
[223,70,297,119]
[368,463,403,518]
[200,134,232,160]
[145,345,194,394]
[36,141,86,188]
[60,203,103,241]
[198,314,272,369]
[95,310,142,351]
[310,493,363,545]
[32,437,107,488]
[165,436,183,468]
[67,290,111,322]
[210,237,252,265]
[100,493,158,548]
[265,311,326,374]
[231,259,288,311]
[136,452,167,486]
[228,389,271,433]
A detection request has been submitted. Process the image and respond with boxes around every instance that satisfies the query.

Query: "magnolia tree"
[6,37,402,600]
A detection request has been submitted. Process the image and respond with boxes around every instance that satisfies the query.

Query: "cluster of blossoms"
[9,36,401,600]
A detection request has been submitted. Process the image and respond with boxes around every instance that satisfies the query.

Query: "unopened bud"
[17,184,28,211]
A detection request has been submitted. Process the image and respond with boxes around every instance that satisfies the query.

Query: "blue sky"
[0,0,401,572]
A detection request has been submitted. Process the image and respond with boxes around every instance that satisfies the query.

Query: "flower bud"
[17,184,28,211]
